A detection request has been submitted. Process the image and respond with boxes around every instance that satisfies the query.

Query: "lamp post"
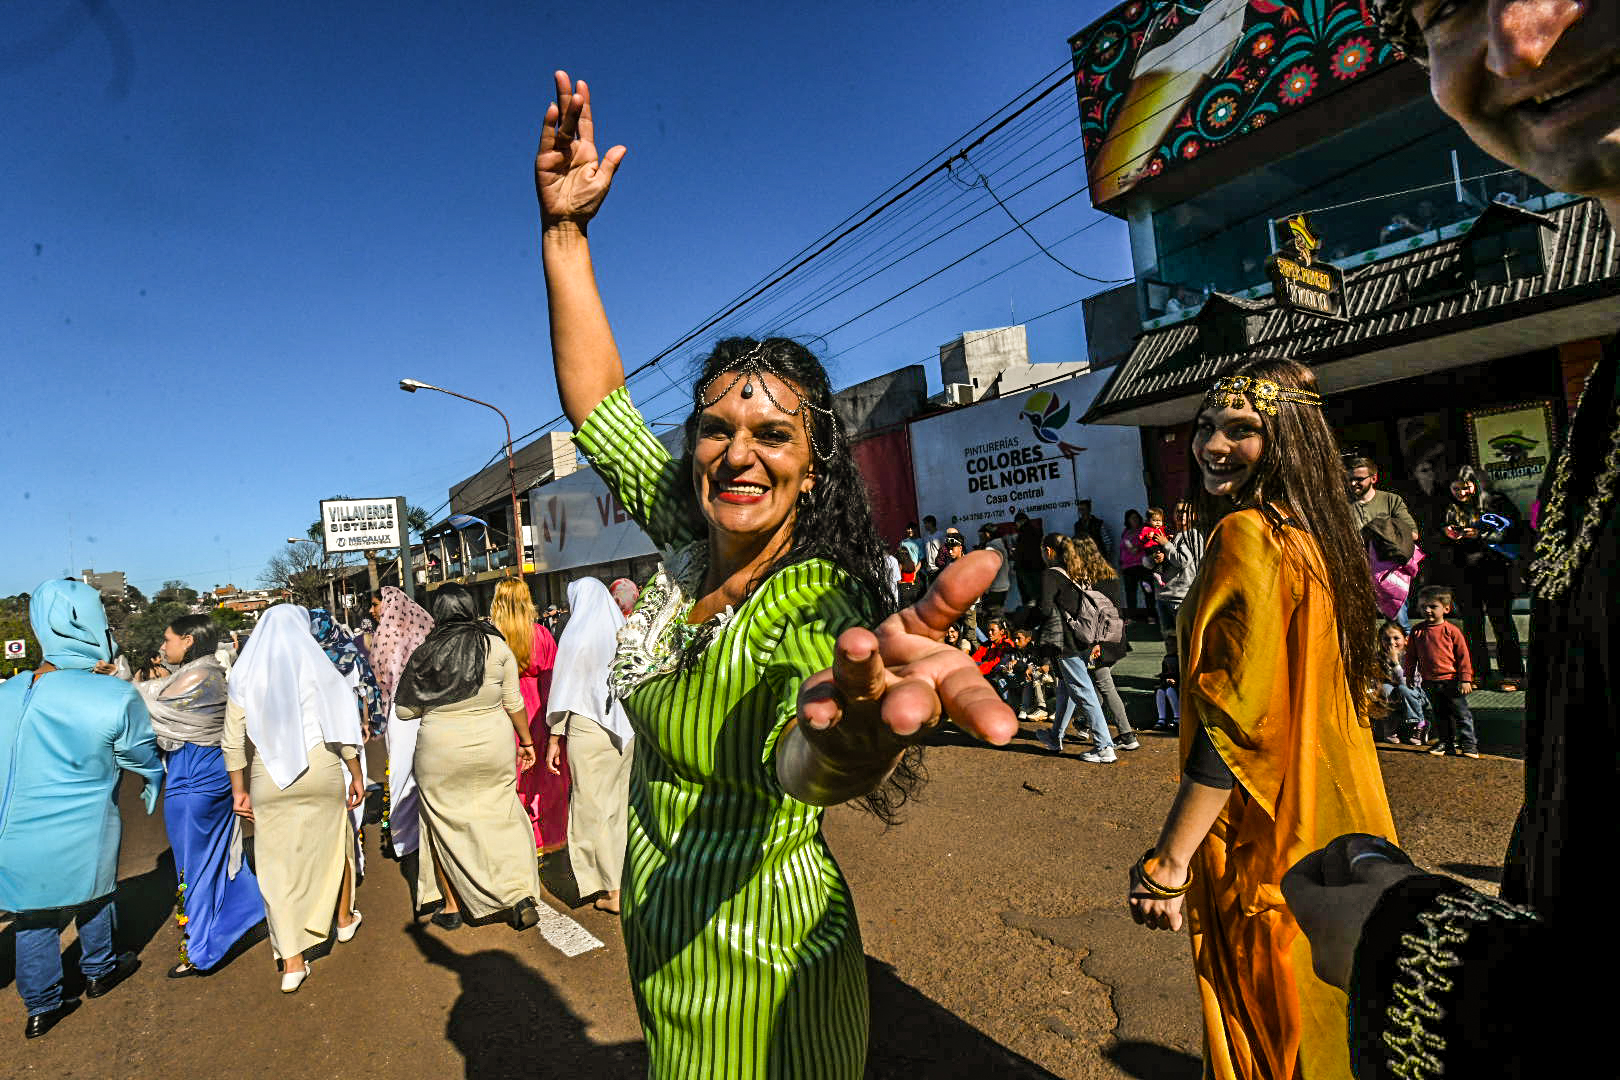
[287,538,337,612]
[400,378,524,576]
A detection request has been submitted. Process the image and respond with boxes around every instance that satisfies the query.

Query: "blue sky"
[2,0,1132,598]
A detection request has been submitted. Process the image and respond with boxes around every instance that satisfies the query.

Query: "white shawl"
[546,578,632,747]
[228,604,363,789]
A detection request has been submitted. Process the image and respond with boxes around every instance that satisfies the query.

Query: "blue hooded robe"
[0,579,161,912]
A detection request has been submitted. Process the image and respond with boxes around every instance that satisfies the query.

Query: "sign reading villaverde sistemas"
[320,497,404,553]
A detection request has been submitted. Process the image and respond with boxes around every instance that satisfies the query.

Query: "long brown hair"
[1187,357,1381,714]
[1041,533,1084,583]
[491,577,538,671]
[1070,535,1118,583]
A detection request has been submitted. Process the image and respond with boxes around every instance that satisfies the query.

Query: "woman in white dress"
[224,604,366,993]
[545,577,635,914]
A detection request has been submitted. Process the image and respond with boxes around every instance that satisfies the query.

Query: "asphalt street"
[2,629,1522,1078]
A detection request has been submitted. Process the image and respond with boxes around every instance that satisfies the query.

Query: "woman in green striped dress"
[536,72,1020,1077]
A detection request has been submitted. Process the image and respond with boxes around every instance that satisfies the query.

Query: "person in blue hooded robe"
[0,579,162,1038]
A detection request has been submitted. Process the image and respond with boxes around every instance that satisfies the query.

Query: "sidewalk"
[1107,620,1526,755]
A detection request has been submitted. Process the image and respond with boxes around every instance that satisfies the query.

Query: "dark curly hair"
[677,336,922,824]
[1187,356,1383,719]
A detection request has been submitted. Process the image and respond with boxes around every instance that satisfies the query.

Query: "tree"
[155,580,199,606]
[117,600,190,667]
[124,583,149,613]
[260,544,331,609]
[212,606,248,633]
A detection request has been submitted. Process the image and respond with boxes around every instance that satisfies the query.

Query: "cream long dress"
[221,701,357,961]
[548,710,633,897]
[401,638,542,919]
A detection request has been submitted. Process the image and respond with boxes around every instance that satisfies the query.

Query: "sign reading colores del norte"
[907,370,1147,539]
[321,497,405,553]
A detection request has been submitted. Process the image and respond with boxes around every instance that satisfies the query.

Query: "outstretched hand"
[536,70,627,226]
[797,550,1019,758]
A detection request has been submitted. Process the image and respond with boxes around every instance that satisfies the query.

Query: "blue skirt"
[164,743,265,970]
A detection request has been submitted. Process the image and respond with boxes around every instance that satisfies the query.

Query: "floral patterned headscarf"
[370,586,434,714]
[309,607,385,731]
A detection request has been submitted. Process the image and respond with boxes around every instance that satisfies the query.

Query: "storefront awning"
[1084,197,1620,427]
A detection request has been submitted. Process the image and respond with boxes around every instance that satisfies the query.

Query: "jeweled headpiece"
[697,341,842,461]
[1204,374,1324,415]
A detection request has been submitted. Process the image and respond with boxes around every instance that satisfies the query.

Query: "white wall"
[908,368,1148,541]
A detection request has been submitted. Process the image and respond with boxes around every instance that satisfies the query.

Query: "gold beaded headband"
[1203,375,1324,415]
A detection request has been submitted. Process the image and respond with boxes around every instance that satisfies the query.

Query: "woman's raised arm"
[537,70,630,428]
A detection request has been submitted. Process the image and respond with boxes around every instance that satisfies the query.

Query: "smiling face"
[1192,403,1266,498]
[691,372,816,557]
[1414,0,1620,206]
[1380,625,1407,653]
[1451,477,1478,502]
[1347,465,1378,502]
[161,626,193,666]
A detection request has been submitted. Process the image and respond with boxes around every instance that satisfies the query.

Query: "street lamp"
[399,378,524,575]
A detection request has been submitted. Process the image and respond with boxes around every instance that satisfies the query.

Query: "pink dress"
[514,622,569,853]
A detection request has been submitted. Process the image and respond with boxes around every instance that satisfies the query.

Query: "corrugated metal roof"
[1084,197,1619,424]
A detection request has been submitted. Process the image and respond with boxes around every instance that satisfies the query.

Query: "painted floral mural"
[1071,0,1406,205]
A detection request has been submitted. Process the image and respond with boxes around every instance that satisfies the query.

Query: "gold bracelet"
[1132,848,1191,899]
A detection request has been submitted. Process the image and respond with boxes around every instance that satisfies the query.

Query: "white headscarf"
[546,578,631,746]
[228,604,363,789]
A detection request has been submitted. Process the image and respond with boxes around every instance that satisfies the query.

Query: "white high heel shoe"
[336,909,362,943]
[280,960,312,994]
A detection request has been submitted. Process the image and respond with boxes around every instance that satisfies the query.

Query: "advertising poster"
[908,370,1148,542]
[527,430,681,574]
[1467,401,1556,520]
[1070,0,1403,206]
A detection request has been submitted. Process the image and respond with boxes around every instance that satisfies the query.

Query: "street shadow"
[866,955,1060,1077]
[540,846,587,909]
[406,921,646,1078]
[1103,1039,1203,1079]
[1437,861,1504,883]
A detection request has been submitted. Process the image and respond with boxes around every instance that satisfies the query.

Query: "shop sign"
[1466,400,1557,520]
[4,640,25,660]
[1267,214,1346,320]
[320,497,405,554]
[526,428,681,574]
[907,370,1147,537]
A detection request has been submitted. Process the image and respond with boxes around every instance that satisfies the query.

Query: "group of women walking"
[136,572,638,994]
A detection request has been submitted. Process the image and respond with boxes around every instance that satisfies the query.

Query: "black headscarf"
[394,584,503,711]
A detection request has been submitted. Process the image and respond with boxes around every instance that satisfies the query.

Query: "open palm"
[535,70,626,225]
[797,550,1019,755]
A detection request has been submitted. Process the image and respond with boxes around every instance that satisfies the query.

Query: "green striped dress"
[575,387,870,1078]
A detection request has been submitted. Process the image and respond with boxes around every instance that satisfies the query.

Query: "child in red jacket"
[1404,586,1479,758]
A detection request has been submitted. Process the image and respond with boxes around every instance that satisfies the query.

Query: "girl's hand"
[1128,854,1189,931]
[797,551,1019,754]
[346,775,366,810]
[517,744,538,773]
[232,792,254,822]
[545,735,563,776]
[536,70,627,227]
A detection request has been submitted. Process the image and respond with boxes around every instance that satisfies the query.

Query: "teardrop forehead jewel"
[1203,375,1324,415]
[697,342,842,460]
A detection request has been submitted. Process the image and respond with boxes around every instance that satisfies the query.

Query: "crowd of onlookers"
[898,445,1529,765]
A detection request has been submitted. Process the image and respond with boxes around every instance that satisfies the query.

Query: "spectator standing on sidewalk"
[1439,464,1526,691]
[1118,509,1155,619]
[1347,456,1422,628]
[0,579,162,1039]
[1073,499,1113,562]
[1012,510,1045,610]
[976,523,1013,618]
[1404,586,1478,758]
[1033,534,1120,763]
[1150,500,1207,630]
